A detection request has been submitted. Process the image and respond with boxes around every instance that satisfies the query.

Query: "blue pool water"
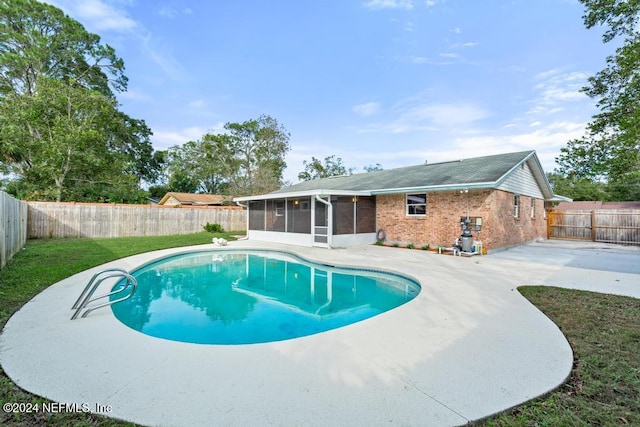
[111,250,420,345]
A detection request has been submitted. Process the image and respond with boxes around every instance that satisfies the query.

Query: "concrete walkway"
[1,239,638,426]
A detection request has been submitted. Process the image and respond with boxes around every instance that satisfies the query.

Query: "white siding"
[497,162,544,198]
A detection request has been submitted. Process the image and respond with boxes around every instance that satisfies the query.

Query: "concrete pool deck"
[1,239,639,426]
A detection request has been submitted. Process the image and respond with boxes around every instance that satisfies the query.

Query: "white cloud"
[353,102,382,116]
[43,0,186,82]
[188,99,207,109]
[354,92,490,133]
[451,42,479,49]
[45,0,136,31]
[525,70,590,119]
[151,124,225,149]
[398,102,490,128]
[364,0,414,10]
[158,6,193,18]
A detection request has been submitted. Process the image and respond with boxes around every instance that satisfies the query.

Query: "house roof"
[159,192,230,205]
[235,150,564,202]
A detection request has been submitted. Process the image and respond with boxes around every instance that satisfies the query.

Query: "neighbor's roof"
[159,192,230,205]
[235,150,558,201]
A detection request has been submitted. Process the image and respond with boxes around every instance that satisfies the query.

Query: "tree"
[0,76,151,202]
[161,115,291,196]
[364,163,383,172]
[0,0,126,98]
[556,0,640,200]
[547,171,608,201]
[225,114,290,195]
[298,155,353,181]
[0,0,160,202]
[166,133,238,194]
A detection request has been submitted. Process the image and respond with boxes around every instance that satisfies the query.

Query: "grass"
[0,232,241,426]
[1,237,638,426]
[482,286,640,426]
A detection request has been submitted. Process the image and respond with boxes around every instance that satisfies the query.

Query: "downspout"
[315,195,333,248]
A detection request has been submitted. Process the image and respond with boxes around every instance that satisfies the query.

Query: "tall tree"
[167,133,238,194]
[225,114,290,195]
[0,0,160,202]
[162,115,291,196]
[0,76,147,202]
[298,155,353,181]
[0,0,126,98]
[556,0,640,200]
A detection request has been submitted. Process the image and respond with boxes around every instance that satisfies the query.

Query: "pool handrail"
[71,268,131,310]
[71,269,137,320]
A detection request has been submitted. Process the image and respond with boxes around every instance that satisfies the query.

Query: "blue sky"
[45,0,611,184]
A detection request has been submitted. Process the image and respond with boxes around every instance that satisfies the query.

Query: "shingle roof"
[273,150,536,194]
[159,192,230,205]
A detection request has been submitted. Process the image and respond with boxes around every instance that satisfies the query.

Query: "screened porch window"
[406,193,427,216]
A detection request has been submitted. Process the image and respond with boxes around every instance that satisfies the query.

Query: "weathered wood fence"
[1,191,28,268]
[547,209,640,246]
[27,202,246,239]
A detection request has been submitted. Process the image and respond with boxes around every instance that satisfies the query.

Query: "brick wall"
[375,189,546,251]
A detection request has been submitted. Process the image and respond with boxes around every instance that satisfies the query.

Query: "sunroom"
[234,190,376,248]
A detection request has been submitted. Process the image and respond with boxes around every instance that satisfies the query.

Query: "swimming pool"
[111,250,420,344]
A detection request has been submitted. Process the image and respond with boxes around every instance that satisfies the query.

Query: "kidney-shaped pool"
[111,250,421,345]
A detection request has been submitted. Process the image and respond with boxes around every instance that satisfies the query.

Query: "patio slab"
[1,239,638,426]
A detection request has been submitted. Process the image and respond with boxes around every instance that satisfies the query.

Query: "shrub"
[406,243,415,249]
[203,223,224,233]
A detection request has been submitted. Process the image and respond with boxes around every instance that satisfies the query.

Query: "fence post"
[591,210,596,242]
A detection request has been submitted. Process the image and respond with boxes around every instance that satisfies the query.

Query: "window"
[407,193,427,216]
[513,195,520,218]
[530,198,535,218]
[275,200,285,216]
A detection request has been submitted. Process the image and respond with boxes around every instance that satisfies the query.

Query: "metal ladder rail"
[71,272,137,320]
[71,268,130,310]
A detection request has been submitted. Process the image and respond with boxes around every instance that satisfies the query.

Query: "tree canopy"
[555,0,640,201]
[162,115,291,197]
[0,0,159,202]
[298,155,353,181]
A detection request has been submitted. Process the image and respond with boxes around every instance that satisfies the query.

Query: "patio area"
[1,239,638,426]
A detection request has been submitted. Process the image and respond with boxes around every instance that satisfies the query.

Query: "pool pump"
[458,217,473,253]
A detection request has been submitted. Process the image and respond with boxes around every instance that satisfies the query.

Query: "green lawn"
[482,286,640,426]
[1,236,639,426]
[0,232,240,426]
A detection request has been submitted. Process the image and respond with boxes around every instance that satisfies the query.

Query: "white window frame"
[530,198,535,218]
[275,200,285,217]
[406,193,427,216]
[513,195,520,218]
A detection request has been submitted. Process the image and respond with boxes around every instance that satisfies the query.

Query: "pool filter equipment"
[459,217,473,253]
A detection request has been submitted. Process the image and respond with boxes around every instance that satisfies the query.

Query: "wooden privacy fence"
[27,202,246,239]
[547,209,640,246]
[1,191,28,268]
